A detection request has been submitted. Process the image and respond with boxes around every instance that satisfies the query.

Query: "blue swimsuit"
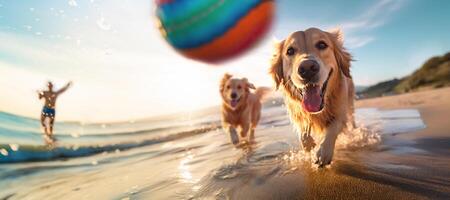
[42,106,55,117]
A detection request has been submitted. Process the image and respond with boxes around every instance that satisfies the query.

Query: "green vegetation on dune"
[394,52,450,93]
[358,52,450,98]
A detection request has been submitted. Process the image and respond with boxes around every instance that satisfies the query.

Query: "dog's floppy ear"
[243,78,256,90]
[220,73,232,92]
[269,40,285,89]
[329,28,352,78]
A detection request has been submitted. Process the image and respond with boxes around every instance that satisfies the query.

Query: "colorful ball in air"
[155,0,275,63]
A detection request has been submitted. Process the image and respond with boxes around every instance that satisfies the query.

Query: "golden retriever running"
[220,74,270,145]
[269,28,355,167]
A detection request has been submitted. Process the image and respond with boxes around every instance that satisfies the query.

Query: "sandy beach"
[0,88,449,200]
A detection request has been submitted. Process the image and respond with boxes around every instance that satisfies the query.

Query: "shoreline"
[356,87,450,139]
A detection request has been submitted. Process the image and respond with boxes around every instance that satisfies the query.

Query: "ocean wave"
[0,126,218,163]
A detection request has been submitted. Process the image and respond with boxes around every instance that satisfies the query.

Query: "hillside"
[394,52,450,93]
[357,78,402,98]
[358,52,450,98]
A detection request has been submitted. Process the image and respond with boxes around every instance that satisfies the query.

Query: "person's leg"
[49,117,55,136]
[40,114,48,135]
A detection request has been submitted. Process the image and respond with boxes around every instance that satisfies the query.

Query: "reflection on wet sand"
[194,137,449,200]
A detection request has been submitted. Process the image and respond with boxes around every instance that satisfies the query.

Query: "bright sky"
[0,0,449,122]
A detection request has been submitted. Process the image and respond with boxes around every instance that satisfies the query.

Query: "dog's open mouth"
[301,69,333,113]
[230,98,240,108]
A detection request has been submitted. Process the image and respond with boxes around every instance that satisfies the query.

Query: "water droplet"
[91,160,98,165]
[35,32,42,36]
[0,149,8,156]
[76,39,81,46]
[29,8,35,12]
[68,0,78,7]
[35,18,40,22]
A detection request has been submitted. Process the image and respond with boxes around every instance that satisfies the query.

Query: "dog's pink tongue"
[230,100,238,107]
[302,86,322,113]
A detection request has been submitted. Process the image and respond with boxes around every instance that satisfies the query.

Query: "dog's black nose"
[298,60,320,81]
[230,93,237,99]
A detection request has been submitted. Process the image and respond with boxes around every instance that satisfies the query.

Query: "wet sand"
[349,87,450,199]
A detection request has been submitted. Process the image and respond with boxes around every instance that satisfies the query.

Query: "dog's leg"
[223,123,239,145]
[239,123,250,138]
[249,128,255,141]
[301,132,316,152]
[228,127,239,145]
[315,121,344,167]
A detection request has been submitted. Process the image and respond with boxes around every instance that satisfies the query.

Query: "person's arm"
[37,90,44,99]
[56,81,72,95]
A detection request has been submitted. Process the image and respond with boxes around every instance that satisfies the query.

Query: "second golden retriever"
[270,28,355,167]
[220,74,270,145]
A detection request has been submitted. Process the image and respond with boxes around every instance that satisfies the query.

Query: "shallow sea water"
[0,105,429,199]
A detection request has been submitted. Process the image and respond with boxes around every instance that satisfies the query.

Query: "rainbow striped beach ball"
[155,0,274,63]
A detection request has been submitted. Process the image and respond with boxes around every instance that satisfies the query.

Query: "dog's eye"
[226,85,230,89]
[286,47,295,56]
[315,41,328,50]
[237,85,242,90]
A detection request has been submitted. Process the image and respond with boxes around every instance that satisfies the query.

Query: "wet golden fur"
[220,73,270,145]
[269,28,355,166]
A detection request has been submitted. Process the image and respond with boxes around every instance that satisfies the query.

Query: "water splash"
[337,125,381,150]
[0,148,8,156]
[9,144,19,151]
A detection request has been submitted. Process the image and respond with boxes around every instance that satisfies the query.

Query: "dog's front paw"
[301,134,316,152]
[314,143,334,167]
